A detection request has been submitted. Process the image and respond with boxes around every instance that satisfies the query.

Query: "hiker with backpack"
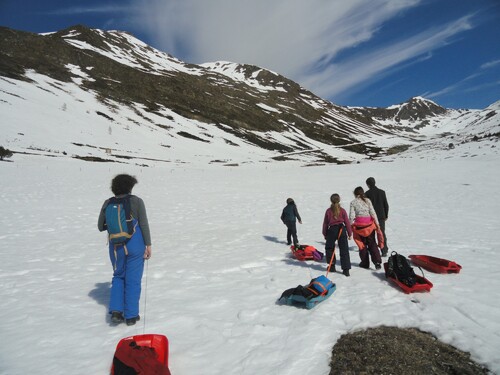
[322,194,352,276]
[98,174,152,326]
[281,198,302,246]
[365,177,389,257]
[349,186,383,270]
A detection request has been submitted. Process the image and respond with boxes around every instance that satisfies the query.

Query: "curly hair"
[111,174,138,195]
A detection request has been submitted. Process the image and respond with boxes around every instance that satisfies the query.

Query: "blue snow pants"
[108,222,145,319]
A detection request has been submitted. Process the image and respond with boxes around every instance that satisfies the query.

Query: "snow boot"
[111,311,124,324]
[126,316,141,326]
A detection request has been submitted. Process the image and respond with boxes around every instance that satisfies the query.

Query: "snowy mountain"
[1,25,500,375]
[0,25,498,166]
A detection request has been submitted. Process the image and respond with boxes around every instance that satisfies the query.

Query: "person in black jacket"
[365,177,389,256]
[281,198,302,246]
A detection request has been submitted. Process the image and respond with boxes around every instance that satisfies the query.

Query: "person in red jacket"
[322,194,352,276]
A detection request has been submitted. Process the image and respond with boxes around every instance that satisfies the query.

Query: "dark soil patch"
[72,155,115,162]
[177,131,210,143]
[330,326,490,375]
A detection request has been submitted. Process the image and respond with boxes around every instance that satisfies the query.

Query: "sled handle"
[326,227,343,278]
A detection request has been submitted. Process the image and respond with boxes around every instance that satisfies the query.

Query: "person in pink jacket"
[349,186,382,270]
[322,194,353,276]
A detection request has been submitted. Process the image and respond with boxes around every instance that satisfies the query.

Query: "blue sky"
[1,0,499,109]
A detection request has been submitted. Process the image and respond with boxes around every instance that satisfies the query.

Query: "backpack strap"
[112,244,129,271]
[305,286,321,297]
[309,281,329,295]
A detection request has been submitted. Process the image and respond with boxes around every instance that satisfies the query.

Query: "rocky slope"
[0,25,498,165]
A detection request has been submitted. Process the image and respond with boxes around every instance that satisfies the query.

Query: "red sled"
[409,255,462,274]
[383,263,433,294]
[111,334,170,375]
[290,244,323,261]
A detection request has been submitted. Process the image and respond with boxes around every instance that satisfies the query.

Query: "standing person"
[98,174,152,326]
[281,198,302,246]
[349,186,382,270]
[322,194,353,276]
[365,177,389,256]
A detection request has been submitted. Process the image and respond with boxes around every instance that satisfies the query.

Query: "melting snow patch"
[65,64,95,84]
[257,103,281,113]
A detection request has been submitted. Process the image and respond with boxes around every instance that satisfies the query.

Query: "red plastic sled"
[111,334,170,375]
[290,244,323,261]
[409,255,462,274]
[383,263,433,294]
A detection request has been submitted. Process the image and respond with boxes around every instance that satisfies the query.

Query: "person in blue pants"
[98,174,152,326]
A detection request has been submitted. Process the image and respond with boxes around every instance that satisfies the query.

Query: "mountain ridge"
[0,25,498,166]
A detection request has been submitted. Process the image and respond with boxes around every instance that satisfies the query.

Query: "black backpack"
[387,251,418,287]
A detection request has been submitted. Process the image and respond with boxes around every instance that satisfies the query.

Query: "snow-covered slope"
[1,71,371,166]
[0,25,499,166]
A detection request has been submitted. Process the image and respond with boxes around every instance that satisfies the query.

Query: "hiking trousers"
[358,230,382,268]
[284,221,298,245]
[379,219,388,253]
[108,224,145,319]
[325,224,351,270]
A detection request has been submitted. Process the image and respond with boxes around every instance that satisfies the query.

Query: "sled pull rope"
[143,258,149,334]
[326,227,343,278]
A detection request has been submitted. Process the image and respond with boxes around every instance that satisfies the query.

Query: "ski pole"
[326,227,343,278]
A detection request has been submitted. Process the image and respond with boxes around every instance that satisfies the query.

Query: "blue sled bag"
[307,275,334,296]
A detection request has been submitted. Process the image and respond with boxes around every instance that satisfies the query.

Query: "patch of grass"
[330,326,489,375]
[386,144,411,155]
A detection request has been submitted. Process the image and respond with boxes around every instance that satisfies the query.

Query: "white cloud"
[127,0,477,102]
[303,14,475,100]
[424,64,499,101]
[42,5,133,15]
[481,59,500,70]
[131,0,420,69]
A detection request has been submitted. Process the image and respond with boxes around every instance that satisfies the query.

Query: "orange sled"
[409,255,462,274]
[111,334,170,375]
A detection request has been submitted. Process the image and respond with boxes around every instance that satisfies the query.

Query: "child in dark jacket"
[322,194,352,276]
[281,198,302,246]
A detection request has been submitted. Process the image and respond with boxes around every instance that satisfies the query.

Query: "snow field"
[0,155,499,374]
